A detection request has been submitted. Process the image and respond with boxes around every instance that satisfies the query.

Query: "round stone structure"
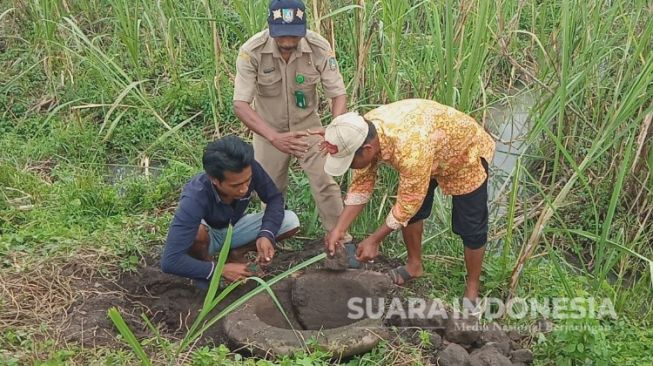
[221,270,392,358]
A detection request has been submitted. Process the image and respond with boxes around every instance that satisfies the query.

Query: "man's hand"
[355,236,381,262]
[325,229,345,256]
[270,131,310,157]
[256,236,275,265]
[221,262,253,283]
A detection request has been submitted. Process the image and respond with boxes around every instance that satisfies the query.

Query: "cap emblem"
[282,9,294,23]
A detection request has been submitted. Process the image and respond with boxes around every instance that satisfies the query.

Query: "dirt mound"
[63,266,207,346]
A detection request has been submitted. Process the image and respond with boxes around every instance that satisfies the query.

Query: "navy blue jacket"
[161,161,284,281]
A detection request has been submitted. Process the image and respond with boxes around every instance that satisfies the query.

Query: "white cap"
[323,112,369,176]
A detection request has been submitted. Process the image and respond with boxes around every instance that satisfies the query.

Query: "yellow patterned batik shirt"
[344,99,496,230]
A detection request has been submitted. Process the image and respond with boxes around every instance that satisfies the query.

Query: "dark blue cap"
[268,0,307,38]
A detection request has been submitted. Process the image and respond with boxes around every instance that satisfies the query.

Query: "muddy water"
[485,90,536,212]
[376,90,537,249]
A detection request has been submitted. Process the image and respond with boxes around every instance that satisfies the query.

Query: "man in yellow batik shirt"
[321,99,495,301]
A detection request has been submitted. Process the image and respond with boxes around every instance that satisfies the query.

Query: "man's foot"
[463,282,480,302]
[388,265,423,285]
[221,262,254,283]
[228,243,258,263]
[461,296,486,318]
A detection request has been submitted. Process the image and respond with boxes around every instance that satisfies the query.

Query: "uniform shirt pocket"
[298,73,320,90]
[296,72,320,111]
[257,73,282,97]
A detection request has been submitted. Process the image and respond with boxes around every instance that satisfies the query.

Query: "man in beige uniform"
[233,0,348,238]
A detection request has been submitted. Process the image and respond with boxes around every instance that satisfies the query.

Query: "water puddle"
[106,160,163,186]
[485,90,536,213]
[105,160,164,197]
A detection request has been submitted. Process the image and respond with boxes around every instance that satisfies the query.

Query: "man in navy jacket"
[161,135,300,285]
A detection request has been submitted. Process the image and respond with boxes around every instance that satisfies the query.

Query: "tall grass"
[3,0,652,352]
[112,0,141,75]
[508,1,653,311]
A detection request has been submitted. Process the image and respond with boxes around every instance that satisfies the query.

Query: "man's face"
[212,166,252,201]
[350,145,375,170]
[274,36,301,52]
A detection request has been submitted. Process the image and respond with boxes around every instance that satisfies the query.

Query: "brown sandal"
[388,266,414,286]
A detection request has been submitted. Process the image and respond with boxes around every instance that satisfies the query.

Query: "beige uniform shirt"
[234,29,346,132]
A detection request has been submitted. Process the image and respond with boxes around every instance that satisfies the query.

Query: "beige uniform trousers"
[254,134,346,235]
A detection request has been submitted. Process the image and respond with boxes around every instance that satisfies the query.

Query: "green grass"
[1,0,652,364]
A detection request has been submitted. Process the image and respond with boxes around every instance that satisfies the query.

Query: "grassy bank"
[1,0,652,364]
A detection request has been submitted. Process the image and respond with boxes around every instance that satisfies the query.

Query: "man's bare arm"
[331,94,347,118]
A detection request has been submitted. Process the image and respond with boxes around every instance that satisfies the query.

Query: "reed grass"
[5,0,651,310]
[2,0,652,362]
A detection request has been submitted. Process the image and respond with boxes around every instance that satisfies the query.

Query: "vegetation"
[1,0,651,364]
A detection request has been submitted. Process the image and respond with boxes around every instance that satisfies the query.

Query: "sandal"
[388,266,416,286]
[344,243,360,269]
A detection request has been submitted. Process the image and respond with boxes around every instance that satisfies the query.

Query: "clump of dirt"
[63,265,207,346]
[323,245,350,271]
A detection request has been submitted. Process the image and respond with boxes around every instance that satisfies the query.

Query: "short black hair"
[202,135,254,181]
[355,119,378,156]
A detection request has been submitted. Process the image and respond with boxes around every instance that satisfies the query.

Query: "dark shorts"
[408,159,489,250]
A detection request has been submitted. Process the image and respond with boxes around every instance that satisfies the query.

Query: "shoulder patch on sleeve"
[238,51,251,62]
[328,56,338,71]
